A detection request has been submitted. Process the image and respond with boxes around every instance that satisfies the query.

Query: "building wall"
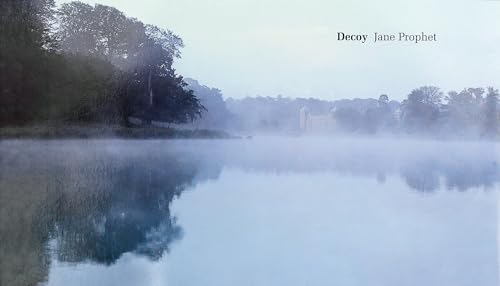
[300,107,336,133]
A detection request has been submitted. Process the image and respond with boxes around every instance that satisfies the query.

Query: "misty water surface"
[0,138,499,286]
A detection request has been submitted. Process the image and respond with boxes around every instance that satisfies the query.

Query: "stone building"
[299,106,336,133]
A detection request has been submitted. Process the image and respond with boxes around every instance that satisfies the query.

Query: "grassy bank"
[0,125,235,139]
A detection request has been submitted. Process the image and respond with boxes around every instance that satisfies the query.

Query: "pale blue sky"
[55,0,500,100]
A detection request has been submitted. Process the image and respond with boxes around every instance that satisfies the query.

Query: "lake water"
[1,138,499,286]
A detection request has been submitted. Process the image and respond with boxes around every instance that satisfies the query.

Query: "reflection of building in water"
[299,106,336,133]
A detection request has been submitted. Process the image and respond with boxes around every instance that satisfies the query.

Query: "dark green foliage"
[0,0,56,125]
[46,54,119,122]
[54,2,202,125]
[0,1,203,127]
[151,76,205,123]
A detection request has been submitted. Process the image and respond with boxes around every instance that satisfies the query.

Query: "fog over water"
[2,1,499,285]
[0,137,499,286]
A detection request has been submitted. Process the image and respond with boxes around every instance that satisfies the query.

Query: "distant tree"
[225,96,381,132]
[466,87,485,104]
[184,78,232,129]
[361,94,396,134]
[401,86,443,133]
[334,108,363,132]
[445,88,483,134]
[378,94,389,108]
[363,107,379,133]
[482,87,499,137]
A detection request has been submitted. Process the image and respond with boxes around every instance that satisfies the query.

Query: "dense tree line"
[333,95,398,134]
[224,87,497,138]
[1,1,497,137]
[400,86,498,137]
[0,1,203,127]
[334,86,498,137]
[224,96,399,133]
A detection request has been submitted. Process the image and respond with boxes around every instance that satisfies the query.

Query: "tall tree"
[0,0,56,125]
[401,86,443,133]
[483,87,499,137]
[56,2,146,68]
[446,88,483,134]
[55,2,202,125]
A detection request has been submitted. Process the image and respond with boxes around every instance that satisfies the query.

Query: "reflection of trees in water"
[0,147,54,286]
[401,161,440,192]
[401,157,498,193]
[443,160,498,191]
[52,154,191,264]
[220,140,500,193]
[0,142,217,286]
[0,140,498,285]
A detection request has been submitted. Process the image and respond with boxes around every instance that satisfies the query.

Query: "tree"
[0,0,56,125]
[55,2,202,125]
[482,87,499,137]
[401,86,443,133]
[378,94,389,108]
[362,94,396,134]
[184,78,232,129]
[56,2,145,66]
[445,88,483,134]
[334,108,363,132]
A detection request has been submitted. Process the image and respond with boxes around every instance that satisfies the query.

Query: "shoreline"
[0,125,236,140]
